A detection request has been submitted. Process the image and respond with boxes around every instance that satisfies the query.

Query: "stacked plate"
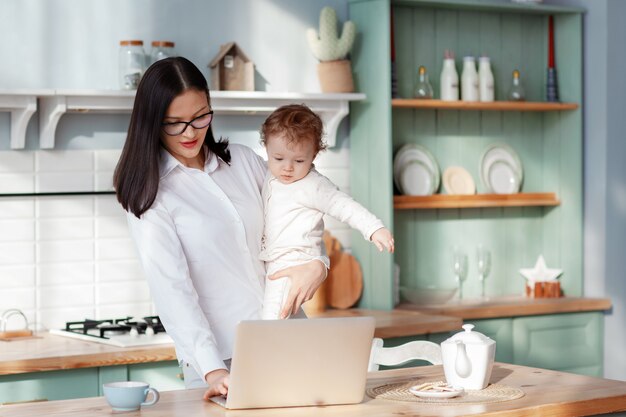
[393,144,440,196]
[480,144,524,194]
[442,166,475,195]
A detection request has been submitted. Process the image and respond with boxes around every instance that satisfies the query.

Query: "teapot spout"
[455,340,472,378]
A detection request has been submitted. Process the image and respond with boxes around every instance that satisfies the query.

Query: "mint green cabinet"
[472,318,514,363]
[512,312,603,376]
[0,368,98,404]
[0,360,183,404]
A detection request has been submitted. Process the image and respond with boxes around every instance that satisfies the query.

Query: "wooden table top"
[3,363,626,416]
[397,296,612,320]
[0,309,461,376]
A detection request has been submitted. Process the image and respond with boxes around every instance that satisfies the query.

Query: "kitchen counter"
[0,309,460,376]
[3,362,625,416]
[397,296,612,319]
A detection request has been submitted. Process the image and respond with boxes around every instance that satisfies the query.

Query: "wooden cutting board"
[326,251,363,309]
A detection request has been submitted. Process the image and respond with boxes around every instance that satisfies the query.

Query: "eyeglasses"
[161,111,214,136]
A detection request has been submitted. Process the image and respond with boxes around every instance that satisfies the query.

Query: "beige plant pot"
[317,60,354,93]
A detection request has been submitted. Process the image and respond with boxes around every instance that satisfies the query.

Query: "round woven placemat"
[367,380,525,405]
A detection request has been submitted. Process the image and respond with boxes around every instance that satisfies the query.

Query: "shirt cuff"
[193,344,228,383]
[364,221,386,241]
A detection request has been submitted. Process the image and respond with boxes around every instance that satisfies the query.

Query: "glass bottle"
[119,40,146,90]
[440,50,459,101]
[508,69,526,101]
[150,41,176,65]
[461,56,479,102]
[414,66,433,99]
[478,56,495,102]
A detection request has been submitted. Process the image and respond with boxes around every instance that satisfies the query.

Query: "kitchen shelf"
[1,90,365,149]
[393,192,560,209]
[391,99,579,112]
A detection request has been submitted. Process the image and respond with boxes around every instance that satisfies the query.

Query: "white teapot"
[441,324,496,390]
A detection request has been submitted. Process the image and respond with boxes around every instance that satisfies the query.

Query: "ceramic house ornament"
[208,42,254,91]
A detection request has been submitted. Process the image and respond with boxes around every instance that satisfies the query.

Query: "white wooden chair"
[368,337,443,371]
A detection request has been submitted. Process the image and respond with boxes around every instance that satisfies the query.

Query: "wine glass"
[477,244,491,298]
[452,247,468,299]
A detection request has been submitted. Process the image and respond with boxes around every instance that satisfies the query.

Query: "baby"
[259,104,394,320]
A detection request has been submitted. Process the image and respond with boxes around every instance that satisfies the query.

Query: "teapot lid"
[443,324,495,345]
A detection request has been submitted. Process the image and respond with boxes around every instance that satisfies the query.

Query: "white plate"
[442,166,475,195]
[480,144,523,194]
[409,385,464,399]
[393,144,440,195]
[400,160,434,196]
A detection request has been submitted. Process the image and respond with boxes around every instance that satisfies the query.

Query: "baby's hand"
[371,228,395,253]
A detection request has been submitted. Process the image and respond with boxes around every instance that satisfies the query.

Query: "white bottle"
[461,56,479,102]
[440,51,459,101]
[478,56,495,102]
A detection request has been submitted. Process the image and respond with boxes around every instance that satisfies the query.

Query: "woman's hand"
[371,228,395,253]
[202,368,230,400]
[269,260,327,319]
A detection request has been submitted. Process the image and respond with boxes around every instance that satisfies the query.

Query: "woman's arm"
[268,259,327,318]
[126,207,227,383]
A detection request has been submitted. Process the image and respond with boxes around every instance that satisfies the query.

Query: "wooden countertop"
[397,296,612,320]
[4,363,626,416]
[0,309,460,376]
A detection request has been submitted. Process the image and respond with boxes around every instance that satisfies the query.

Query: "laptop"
[210,316,375,409]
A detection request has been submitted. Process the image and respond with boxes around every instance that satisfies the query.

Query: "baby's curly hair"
[260,104,327,153]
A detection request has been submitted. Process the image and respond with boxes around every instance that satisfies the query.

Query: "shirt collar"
[159,146,220,179]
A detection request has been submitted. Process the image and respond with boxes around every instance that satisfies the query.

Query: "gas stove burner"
[51,316,173,347]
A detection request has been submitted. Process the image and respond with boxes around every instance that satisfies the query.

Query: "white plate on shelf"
[399,159,434,196]
[480,143,523,194]
[393,144,440,195]
[409,385,464,399]
[442,166,475,195]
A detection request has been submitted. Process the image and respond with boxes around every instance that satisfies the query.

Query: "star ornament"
[519,255,563,283]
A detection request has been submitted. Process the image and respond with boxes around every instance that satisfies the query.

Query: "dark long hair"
[114,57,230,218]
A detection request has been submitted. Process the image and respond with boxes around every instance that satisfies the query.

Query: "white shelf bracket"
[318,100,349,148]
[39,96,67,149]
[0,95,37,149]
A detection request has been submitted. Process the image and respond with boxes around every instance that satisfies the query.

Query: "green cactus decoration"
[307,7,356,62]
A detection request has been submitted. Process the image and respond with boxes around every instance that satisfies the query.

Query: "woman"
[113,57,327,399]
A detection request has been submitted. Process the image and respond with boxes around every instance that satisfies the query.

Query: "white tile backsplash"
[97,260,143,282]
[95,150,122,171]
[37,240,94,262]
[37,197,94,217]
[0,151,35,173]
[0,265,36,288]
[1,148,353,329]
[95,216,129,239]
[96,238,137,261]
[36,151,94,172]
[0,242,35,265]
[38,262,94,286]
[36,172,94,193]
[37,218,94,240]
[0,219,35,241]
[39,284,95,309]
[0,173,35,193]
[97,281,151,305]
[0,199,35,218]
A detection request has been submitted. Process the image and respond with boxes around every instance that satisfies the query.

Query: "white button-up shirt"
[126,144,267,379]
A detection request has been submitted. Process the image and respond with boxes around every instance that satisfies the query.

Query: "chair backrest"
[368,337,443,372]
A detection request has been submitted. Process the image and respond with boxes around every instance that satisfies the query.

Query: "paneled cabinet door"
[512,312,604,377]
[128,360,185,391]
[0,368,99,404]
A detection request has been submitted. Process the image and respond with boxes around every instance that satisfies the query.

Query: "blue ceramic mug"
[103,381,160,411]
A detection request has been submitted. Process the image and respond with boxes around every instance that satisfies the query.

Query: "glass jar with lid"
[150,41,176,65]
[119,40,146,90]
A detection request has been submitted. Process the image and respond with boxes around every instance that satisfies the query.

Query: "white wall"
[0,0,354,331]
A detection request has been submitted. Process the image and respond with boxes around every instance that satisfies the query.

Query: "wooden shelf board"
[391,99,578,112]
[394,192,560,209]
